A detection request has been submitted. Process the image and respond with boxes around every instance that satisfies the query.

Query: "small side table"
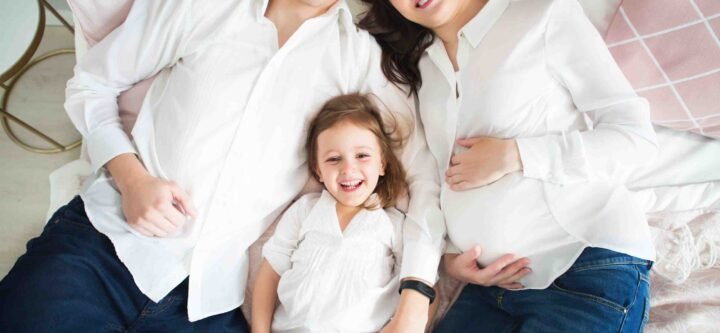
[0,0,80,154]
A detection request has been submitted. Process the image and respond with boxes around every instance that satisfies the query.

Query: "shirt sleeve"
[262,195,313,276]
[515,0,658,185]
[359,36,446,285]
[386,208,405,276]
[398,108,446,285]
[64,0,193,173]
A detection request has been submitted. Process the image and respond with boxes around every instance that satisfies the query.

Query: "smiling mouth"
[416,0,432,9]
[339,180,363,191]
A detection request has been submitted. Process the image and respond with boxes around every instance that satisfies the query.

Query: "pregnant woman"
[360,0,657,331]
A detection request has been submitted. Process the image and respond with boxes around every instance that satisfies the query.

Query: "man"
[0,0,445,331]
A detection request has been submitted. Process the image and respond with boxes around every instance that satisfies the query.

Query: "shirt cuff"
[516,136,553,181]
[517,132,589,184]
[400,241,442,286]
[85,126,138,174]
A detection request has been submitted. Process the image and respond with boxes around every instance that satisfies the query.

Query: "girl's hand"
[444,246,531,290]
[445,137,522,191]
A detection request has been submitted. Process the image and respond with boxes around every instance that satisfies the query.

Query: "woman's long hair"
[358,0,434,96]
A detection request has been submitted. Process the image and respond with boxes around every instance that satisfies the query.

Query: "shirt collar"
[256,0,355,32]
[321,0,355,33]
[460,0,510,48]
[424,0,510,75]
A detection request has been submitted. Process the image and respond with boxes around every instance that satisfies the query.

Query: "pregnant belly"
[441,172,559,266]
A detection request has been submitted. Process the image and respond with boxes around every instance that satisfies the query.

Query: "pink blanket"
[606,0,720,138]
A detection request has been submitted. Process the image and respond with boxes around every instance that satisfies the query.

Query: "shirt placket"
[187,15,333,318]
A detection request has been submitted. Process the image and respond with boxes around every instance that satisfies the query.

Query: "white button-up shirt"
[417,0,658,288]
[65,0,442,320]
[263,191,403,332]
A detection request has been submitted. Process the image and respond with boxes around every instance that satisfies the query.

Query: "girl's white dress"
[262,191,404,333]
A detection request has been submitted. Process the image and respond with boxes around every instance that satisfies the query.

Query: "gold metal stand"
[0,0,80,154]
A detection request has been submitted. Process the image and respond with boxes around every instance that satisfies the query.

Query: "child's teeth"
[341,180,361,187]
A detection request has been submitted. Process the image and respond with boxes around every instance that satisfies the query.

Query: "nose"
[340,159,356,174]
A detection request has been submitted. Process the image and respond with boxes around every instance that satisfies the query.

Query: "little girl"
[251,94,409,333]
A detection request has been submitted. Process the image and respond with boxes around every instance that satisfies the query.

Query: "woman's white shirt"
[263,191,403,333]
[417,0,658,288]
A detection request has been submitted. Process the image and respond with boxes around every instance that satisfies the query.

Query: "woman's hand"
[381,280,432,333]
[445,137,522,191]
[381,312,427,333]
[444,246,531,289]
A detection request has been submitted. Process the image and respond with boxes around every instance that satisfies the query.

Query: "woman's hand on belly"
[443,246,531,289]
[446,137,522,191]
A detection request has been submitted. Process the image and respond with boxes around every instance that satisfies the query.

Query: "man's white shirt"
[66,0,443,321]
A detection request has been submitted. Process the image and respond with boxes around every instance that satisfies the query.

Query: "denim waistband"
[571,247,653,271]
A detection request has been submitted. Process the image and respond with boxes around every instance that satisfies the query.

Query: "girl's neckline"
[334,203,366,235]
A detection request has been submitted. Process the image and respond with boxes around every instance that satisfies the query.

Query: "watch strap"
[398,280,436,304]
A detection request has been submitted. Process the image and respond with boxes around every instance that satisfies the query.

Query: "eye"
[325,156,341,164]
[356,153,371,159]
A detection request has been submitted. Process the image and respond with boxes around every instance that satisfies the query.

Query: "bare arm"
[251,259,281,333]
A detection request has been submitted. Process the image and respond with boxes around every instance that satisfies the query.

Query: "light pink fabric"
[577,0,623,35]
[67,1,133,46]
[646,211,720,333]
[67,0,151,135]
[605,0,720,138]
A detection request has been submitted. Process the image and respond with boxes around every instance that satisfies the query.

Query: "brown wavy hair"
[358,0,434,96]
[306,93,408,208]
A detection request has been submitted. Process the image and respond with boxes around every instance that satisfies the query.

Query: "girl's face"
[315,121,385,209]
[389,0,466,30]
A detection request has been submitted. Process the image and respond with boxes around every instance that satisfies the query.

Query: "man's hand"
[445,137,522,191]
[120,175,196,237]
[107,154,196,237]
[444,246,531,289]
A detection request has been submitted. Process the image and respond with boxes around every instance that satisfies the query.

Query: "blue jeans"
[0,197,249,332]
[434,247,652,333]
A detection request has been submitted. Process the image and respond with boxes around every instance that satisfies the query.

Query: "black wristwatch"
[399,280,436,304]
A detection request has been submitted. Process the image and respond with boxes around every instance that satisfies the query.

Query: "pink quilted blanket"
[606,0,720,138]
